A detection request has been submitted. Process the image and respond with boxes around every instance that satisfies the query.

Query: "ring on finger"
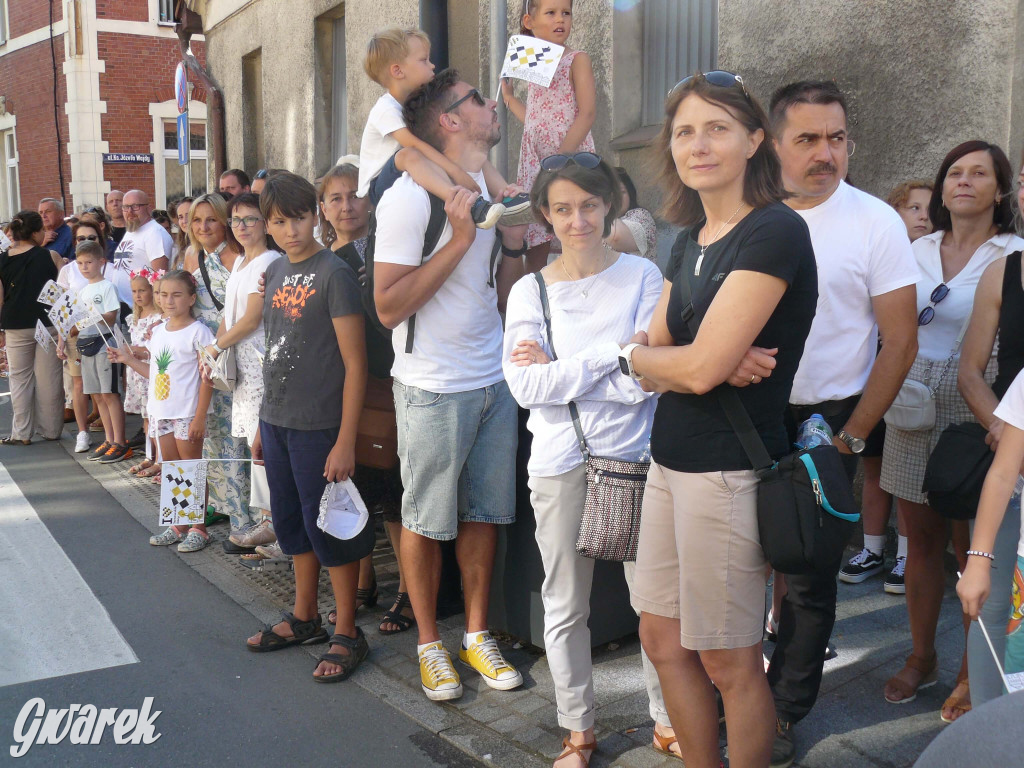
[750,374,756,384]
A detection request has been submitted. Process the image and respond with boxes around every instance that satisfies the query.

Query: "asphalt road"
[0,381,480,767]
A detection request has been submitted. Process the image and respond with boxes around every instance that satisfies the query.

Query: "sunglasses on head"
[540,152,602,172]
[254,169,268,180]
[917,283,949,326]
[444,88,486,113]
[669,70,750,100]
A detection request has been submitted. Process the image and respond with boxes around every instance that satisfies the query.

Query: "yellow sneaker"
[419,641,463,701]
[459,631,523,691]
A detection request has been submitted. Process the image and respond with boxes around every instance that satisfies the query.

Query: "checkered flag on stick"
[499,34,565,88]
[159,459,208,526]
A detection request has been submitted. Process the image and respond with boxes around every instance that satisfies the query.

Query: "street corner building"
[0,0,210,221]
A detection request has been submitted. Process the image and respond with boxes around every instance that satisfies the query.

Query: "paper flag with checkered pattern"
[499,34,565,88]
[159,459,208,526]
[37,280,65,307]
[46,290,88,340]
[34,320,54,352]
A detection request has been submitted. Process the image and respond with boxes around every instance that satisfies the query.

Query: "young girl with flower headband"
[125,267,165,477]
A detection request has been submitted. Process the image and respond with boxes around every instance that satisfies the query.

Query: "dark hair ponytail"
[9,210,44,241]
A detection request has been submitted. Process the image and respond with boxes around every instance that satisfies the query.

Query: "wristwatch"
[618,343,643,380]
[836,429,865,454]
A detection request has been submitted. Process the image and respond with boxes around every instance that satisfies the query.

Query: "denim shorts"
[393,378,517,541]
[368,153,402,207]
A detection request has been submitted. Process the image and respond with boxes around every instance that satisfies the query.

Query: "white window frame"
[641,0,718,126]
[0,0,8,46]
[149,99,208,208]
[157,0,176,26]
[0,122,19,222]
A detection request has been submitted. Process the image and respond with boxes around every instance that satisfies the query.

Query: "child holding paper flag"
[501,0,595,271]
[958,366,1024,690]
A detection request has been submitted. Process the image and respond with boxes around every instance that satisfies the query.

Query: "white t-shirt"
[224,249,281,353]
[790,181,921,404]
[110,219,174,306]
[57,261,90,294]
[992,368,1024,557]
[144,319,215,421]
[374,171,504,393]
[913,231,1024,361]
[357,93,406,198]
[76,279,120,337]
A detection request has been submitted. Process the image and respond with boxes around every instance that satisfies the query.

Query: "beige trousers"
[530,463,669,732]
[5,327,64,441]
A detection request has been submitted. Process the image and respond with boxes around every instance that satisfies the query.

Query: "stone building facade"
[0,0,207,221]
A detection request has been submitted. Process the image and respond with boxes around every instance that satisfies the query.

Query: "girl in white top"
[502,154,669,768]
[111,269,215,552]
[204,193,281,551]
[880,141,1024,720]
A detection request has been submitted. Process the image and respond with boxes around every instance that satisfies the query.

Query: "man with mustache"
[763,81,919,767]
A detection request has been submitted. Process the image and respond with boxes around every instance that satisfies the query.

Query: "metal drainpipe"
[174,3,227,181]
[490,0,509,179]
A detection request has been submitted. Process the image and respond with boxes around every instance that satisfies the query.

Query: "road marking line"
[0,462,138,688]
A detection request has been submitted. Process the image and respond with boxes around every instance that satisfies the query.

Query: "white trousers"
[529,463,669,731]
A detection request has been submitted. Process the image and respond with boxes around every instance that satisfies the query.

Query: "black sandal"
[246,611,328,652]
[327,579,379,625]
[313,629,369,683]
[379,592,416,635]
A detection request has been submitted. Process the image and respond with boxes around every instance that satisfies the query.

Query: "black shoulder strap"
[533,271,590,459]
[675,266,773,472]
[197,250,223,312]
[404,194,450,354]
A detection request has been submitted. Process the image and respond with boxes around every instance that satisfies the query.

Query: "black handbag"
[77,333,112,357]
[677,269,859,574]
[923,422,993,520]
[534,272,648,562]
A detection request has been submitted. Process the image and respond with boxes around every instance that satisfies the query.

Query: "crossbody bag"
[533,272,648,562]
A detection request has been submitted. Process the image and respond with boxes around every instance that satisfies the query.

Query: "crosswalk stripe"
[0,461,138,688]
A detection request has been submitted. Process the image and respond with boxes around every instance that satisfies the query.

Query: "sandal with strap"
[246,611,328,653]
[0,436,30,446]
[555,736,597,768]
[129,459,155,475]
[379,592,416,635]
[313,628,369,683]
[940,674,971,723]
[652,727,683,762]
[327,579,379,625]
[884,651,938,704]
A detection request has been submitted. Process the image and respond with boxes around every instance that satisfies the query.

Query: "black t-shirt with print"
[650,203,818,472]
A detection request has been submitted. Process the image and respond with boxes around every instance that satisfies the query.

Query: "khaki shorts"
[630,461,767,651]
[64,338,82,377]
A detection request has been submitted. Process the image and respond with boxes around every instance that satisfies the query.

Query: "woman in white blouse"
[880,141,1024,721]
[502,153,669,768]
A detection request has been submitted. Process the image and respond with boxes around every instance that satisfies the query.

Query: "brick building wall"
[7,0,63,39]
[96,0,150,23]
[0,38,72,212]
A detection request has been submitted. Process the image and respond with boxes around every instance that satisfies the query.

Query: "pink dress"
[516,49,595,249]
[124,313,163,416]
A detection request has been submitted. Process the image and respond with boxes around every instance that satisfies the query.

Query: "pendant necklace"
[560,248,610,298]
[695,203,745,276]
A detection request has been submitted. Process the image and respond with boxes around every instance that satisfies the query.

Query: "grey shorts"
[80,345,115,395]
[393,378,517,541]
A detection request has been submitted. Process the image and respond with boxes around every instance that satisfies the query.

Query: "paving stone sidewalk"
[65,428,960,767]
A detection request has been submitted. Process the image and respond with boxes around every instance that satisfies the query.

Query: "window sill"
[609,125,661,152]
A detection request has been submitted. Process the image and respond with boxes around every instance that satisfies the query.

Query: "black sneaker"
[98,443,133,464]
[87,440,111,461]
[884,555,907,594]
[126,428,146,448]
[771,719,795,768]
[838,548,884,584]
[497,193,535,226]
[470,198,505,229]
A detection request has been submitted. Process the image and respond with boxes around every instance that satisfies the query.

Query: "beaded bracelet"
[966,549,995,561]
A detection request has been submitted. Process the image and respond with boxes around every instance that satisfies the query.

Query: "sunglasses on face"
[228,216,263,229]
[669,70,750,100]
[75,235,98,242]
[917,283,949,326]
[540,152,602,172]
[444,88,485,113]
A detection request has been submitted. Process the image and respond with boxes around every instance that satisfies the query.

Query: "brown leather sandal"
[652,728,683,762]
[884,652,938,704]
[555,736,597,768]
[940,675,971,723]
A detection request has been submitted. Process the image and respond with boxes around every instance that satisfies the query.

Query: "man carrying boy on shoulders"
[374,69,527,702]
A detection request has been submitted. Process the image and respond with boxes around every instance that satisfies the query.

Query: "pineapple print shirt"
[144,318,215,421]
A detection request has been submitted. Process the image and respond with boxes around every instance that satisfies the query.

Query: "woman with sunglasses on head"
[503,151,669,768]
[880,141,1024,721]
[624,72,817,768]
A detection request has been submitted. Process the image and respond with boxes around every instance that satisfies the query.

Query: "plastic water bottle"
[795,414,833,450]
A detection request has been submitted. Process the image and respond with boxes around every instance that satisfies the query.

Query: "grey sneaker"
[149,528,184,546]
[771,719,795,768]
[229,519,276,548]
[177,528,210,553]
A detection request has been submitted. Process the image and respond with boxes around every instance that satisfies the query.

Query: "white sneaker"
[74,431,91,453]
